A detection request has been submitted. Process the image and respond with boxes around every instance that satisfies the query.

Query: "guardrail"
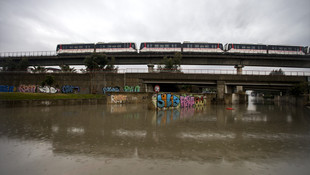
[1,68,310,76]
[122,68,310,76]
[0,51,56,57]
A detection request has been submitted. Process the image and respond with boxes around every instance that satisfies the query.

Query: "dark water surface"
[1,99,310,175]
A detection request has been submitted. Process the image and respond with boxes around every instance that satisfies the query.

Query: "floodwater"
[1,98,310,175]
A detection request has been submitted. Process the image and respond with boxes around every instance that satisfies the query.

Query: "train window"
[165,44,169,48]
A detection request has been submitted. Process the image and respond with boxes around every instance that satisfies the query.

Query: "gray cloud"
[0,0,309,52]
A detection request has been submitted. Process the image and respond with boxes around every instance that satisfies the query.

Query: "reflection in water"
[1,101,310,175]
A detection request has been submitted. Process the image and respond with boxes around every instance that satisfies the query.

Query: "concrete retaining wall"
[274,95,309,106]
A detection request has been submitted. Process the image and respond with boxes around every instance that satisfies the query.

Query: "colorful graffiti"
[62,85,80,93]
[124,86,140,92]
[155,93,207,109]
[180,96,195,108]
[102,86,120,94]
[111,95,127,103]
[157,93,180,108]
[38,86,59,93]
[18,85,36,93]
[0,85,15,92]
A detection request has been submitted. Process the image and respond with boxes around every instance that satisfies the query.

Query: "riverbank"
[0,92,105,100]
[0,92,107,107]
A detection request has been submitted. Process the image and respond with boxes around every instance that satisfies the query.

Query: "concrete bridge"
[1,52,310,68]
[0,71,308,103]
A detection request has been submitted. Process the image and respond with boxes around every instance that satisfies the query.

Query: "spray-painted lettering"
[124,86,140,92]
[180,96,195,108]
[38,86,59,93]
[111,95,127,103]
[102,87,120,94]
[157,93,180,108]
[155,94,207,109]
[0,85,14,92]
[18,85,36,93]
[62,85,80,93]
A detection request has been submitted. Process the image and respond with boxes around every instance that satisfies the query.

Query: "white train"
[56,42,137,55]
[56,42,310,55]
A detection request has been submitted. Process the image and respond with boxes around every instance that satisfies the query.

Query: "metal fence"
[1,66,310,76]
[110,68,310,76]
[0,51,56,57]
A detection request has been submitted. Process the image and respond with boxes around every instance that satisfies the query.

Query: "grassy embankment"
[0,92,105,100]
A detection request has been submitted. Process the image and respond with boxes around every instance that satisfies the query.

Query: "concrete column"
[235,65,244,93]
[146,84,154,92]
[217,81,225,101]
[147,64,154,73]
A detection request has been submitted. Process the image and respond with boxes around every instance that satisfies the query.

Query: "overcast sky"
[0,0,309,52]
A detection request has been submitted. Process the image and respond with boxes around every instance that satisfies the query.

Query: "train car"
[95,42,137,53]
[267,45,305,55]
[56,43,95,55]
[139,42,182,53]
[224,43,267,54]
[303,46,310,55]
[182,42,224,53]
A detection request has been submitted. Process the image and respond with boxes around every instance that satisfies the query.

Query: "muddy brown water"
[1,98,310,175]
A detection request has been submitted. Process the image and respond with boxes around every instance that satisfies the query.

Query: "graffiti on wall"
[155,93,207,109]
[157,93,180,108]
[38,86,59,93]
[0,85,15,92]
[102,86,120,94]
[18,85,36,93]
[180,96,195,108]
[102,85,140,94]
[124,86,140,92]
[111,95,127,103]
[62,85,80,93]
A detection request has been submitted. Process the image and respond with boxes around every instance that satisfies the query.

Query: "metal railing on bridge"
[118,68,310,76]
[0,51,56,58]
[1,68,310,76]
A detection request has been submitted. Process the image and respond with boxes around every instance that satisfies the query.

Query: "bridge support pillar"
[217,81,225,102]
[147,64,155,73]
[235,65,244,93]
[146,84,154,92]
